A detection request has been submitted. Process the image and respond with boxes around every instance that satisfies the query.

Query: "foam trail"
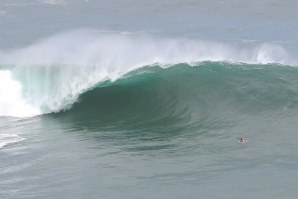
[0,134,25,149]
[0,30,294,117]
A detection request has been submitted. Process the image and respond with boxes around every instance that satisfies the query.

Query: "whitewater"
[0,30,295,117]
[1,1,298,199]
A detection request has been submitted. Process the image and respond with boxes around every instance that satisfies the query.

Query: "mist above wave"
[0,30,294,117]
[0,30,292,66]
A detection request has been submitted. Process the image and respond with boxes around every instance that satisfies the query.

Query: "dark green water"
[57,62,298,129]
[1,0,298,198]
[1,62,298,199]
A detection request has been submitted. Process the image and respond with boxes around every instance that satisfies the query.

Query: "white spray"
[0,30,293,117]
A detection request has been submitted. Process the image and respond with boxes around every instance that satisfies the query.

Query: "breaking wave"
[0,30,296,118]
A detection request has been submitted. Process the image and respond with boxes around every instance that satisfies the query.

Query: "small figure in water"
[237,137,244,143]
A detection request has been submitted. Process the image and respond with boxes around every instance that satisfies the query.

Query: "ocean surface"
[1,1,298,198]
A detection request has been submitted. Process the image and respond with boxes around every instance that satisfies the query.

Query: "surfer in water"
[238,137,244,143]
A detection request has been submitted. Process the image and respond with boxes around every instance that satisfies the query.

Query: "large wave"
[55,62,298,129]
[0,30,296,117]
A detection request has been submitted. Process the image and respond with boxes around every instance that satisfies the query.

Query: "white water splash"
[0,70,40,117]
[0,30,295,117]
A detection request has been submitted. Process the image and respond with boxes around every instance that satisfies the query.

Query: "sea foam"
[0,70,40,117]
[0,134,25,149]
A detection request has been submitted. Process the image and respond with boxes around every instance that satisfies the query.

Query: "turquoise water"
[1,1,298,199]
[2,63,298,198]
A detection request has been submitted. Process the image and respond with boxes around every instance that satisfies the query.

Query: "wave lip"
[0,31,296,118]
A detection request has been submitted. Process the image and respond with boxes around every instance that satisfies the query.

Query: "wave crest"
[0,30,295,117]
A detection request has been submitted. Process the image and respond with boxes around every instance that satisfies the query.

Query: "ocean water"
[1,1,298,199]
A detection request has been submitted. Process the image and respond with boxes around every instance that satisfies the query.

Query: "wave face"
[54,62,298,129]
[0,31,297,118]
